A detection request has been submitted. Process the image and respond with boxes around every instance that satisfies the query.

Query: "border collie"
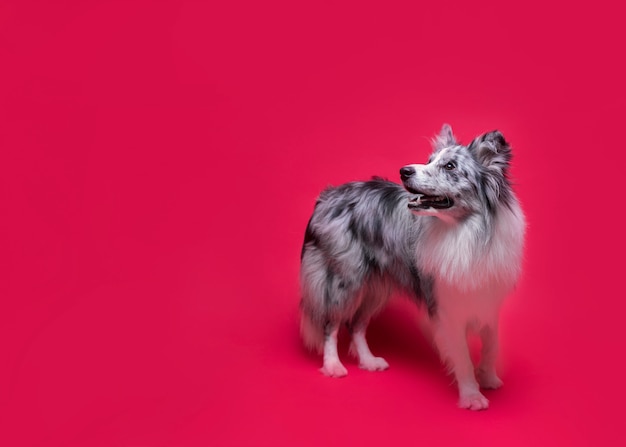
[299,124,525,410]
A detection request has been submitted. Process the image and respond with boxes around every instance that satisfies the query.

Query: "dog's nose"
[400,166,415,180]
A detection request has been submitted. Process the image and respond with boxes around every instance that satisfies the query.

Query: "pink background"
[1,1,625,445]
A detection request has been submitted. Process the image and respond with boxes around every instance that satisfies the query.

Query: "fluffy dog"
[299,124,525,410]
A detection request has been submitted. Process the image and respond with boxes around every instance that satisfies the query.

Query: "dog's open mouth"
[407,193,454,210]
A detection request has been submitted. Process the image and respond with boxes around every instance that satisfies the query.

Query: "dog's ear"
[432,124,457,150]
[469,130,512,174]
[470,130,513,209]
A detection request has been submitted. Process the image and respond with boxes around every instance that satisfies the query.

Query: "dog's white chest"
[418,203,525,291]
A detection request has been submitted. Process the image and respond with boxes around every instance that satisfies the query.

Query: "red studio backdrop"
[1,1,625,446]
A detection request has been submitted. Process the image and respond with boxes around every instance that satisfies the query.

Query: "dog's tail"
[300,309,325,354]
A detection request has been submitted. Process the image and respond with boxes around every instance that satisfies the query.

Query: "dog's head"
[400,124,513,221]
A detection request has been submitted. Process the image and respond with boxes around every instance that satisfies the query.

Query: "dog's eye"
[444,161,456,170]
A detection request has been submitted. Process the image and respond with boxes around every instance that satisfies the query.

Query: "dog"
[299,124,525,410]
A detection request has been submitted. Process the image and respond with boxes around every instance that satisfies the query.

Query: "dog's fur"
[299,124,525,410]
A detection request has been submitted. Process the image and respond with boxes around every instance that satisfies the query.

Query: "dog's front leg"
[433,317,489,410]
[476,321,503,389]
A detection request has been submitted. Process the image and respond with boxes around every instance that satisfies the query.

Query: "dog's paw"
[458,391,490,411]
[359,356,389,372]
[476,369,503,389]
[320,361,348,378]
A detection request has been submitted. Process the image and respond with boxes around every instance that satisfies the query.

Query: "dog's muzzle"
[400,165,454,210]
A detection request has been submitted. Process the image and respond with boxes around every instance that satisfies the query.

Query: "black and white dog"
[299,125,525,410]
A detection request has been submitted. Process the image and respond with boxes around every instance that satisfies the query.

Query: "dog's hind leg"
[349,322,390,371]
[348,285,390,372]
[320,323,348,377]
